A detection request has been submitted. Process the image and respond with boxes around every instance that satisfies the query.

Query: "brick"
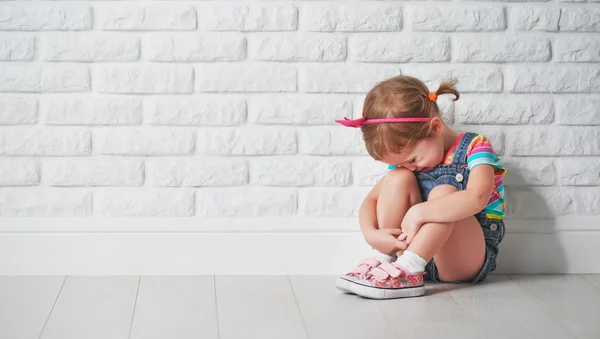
[43,34,140,62]
[0,159,40,186]
[354,157,388,187]
[505,187,572,218]
[44,158,144,187]
[0,128,91,155]
[0,189,91,216]
[506,66,600,93]
[250,34,346,61]
[146,159,248,187]
[196,188,297,216]
[457,97,554,124]
[571,188,600,214]
[95,189,195,216]
[196,65,296,93]
[557,98,600,125]
[41,65,90,93]
[299,127,367,156]
[248,95,352,125]
[556,37,600,62]
[411,6,505,32]
[98,4,196,31]
[41,97,142,125]
[502,158,556,186]
[454,36,550,62]
[251,157,351,187]
[353,96,365,119]
[198,4,297,31]
[298,188,370,217]
[0,34,35,60]
[96,129,194,156]
[0,64,90,93]
[146,97,246,126]
[0,3,92,31]
[197,128,297,155]
[301,65,400,93]
[508,127,600,156]
[0,96,37,125]
[401,65,502,93]
[351,36,449,62]
[144,33,245,62]
[439,99,456,125]
[93,65,193,94]
[559,8,600,32]
[510,7,560,32]
[304,3,401,32]
[559,160,600,186]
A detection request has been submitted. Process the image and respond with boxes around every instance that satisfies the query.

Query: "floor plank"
[377,283,492,339]
[40,276,139,339]
[582,274,600,289]
[215,276,307,339]
[446,275,575,339]
[0,276,65,339]
[510,275,600,339]
[130,276,218,339]
[289,276,397,339]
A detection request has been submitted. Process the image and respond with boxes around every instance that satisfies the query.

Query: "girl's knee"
[428,184,458,200]
[385,168,417,186]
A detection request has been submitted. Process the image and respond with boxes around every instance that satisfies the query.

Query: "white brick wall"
[1,0,599,223]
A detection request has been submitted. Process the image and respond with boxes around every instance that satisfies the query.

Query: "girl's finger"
[397,233,407,241]
[384,229,403,236]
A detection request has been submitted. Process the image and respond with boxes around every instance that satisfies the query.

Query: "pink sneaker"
[339,262,425,299]
[336,257,385,293]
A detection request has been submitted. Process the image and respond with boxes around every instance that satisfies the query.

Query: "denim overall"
[415,132,505,283]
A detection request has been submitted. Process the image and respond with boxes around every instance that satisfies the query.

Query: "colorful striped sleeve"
[466,134,506,174]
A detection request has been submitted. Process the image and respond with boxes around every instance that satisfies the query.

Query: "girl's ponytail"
[434,78,460,102]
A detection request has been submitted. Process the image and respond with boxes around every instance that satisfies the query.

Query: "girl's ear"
[430,117,444,136]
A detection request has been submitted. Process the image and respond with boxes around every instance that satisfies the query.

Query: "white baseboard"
[0,217,599,275]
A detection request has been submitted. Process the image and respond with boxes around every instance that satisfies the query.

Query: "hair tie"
[428,92,438,102]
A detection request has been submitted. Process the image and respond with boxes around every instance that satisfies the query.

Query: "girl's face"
[381,136,445,172]
[380,118,447,172]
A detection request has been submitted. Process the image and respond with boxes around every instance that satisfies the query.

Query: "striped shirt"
[444,133,506,219]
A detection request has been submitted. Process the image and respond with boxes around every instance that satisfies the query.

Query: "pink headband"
[335,117,430,128]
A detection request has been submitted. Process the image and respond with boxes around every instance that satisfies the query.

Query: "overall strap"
[451,132,478,165]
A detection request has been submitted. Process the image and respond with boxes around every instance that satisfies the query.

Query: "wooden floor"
[1,275,599,339]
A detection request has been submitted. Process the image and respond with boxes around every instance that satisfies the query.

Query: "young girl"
[335,76,506,300]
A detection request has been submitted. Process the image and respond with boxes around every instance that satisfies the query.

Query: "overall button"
[455,173,464,183]
[490,223,498,231]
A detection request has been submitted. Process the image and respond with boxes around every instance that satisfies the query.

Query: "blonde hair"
[362,76,460,160]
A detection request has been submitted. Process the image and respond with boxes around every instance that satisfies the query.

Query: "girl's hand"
[401,204,425,244]
[364,228,408,254]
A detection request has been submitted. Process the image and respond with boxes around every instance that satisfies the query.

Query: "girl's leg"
[376,168,422,256]
[406,184,486,282]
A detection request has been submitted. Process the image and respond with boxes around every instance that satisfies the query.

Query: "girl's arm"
[413,165,495,224]
[358,178,382,234]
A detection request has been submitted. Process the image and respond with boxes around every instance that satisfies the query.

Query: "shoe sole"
[335,276,356,294]
[336,277,425,300]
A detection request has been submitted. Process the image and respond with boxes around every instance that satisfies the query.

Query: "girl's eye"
[409,159,416,164]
